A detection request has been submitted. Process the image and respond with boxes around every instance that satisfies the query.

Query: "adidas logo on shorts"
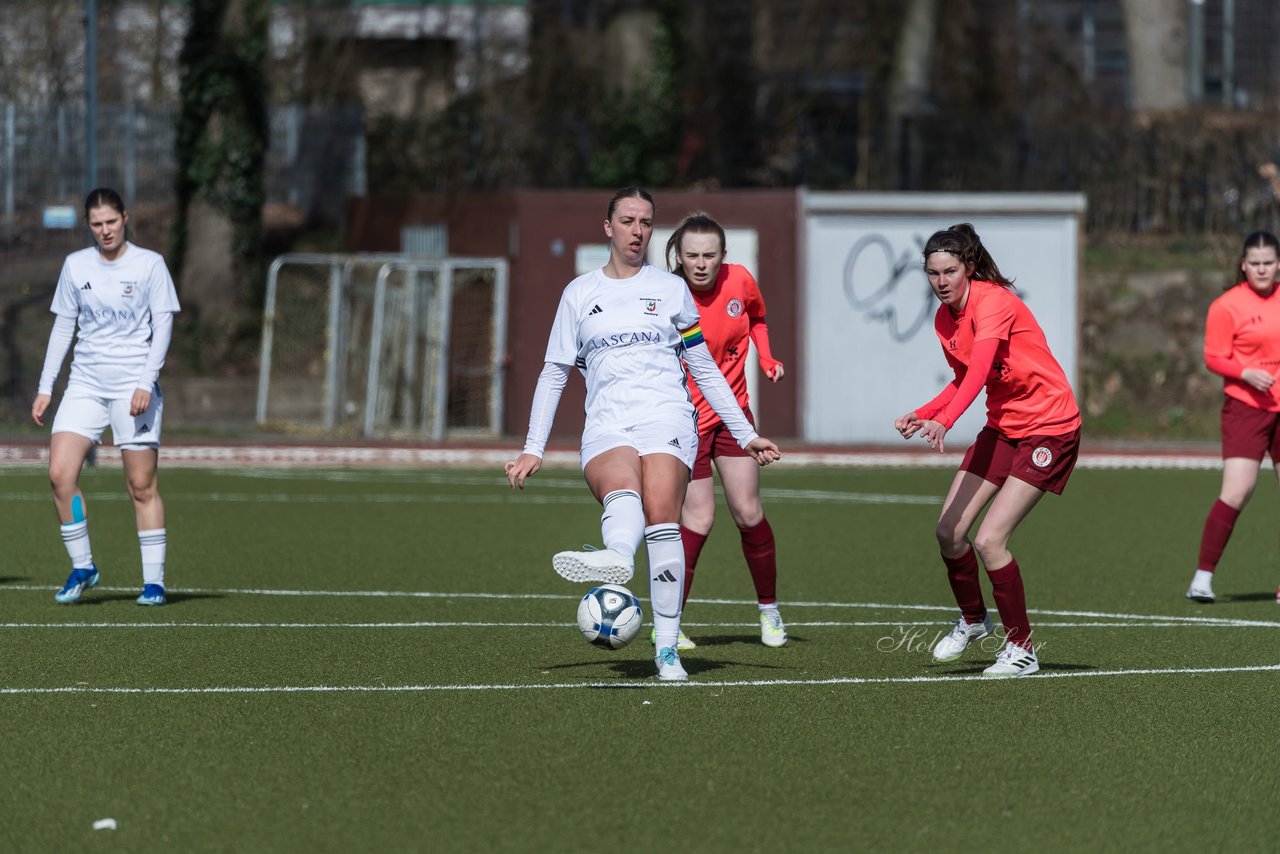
[667,438,680,448]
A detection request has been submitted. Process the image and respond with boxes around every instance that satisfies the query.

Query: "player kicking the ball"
[504,187,780,681]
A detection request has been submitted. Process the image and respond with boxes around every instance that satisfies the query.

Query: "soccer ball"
[576,584,643,649]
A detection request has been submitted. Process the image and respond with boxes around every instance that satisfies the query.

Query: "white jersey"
[50,242,181,397]
[545,264,700,429]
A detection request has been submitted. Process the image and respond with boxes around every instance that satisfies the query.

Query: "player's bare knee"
[934,521,967,554]
[972,530,1008,565]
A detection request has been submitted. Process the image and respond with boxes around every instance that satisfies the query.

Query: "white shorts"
[52,386,164,450]
[580,416,698,472]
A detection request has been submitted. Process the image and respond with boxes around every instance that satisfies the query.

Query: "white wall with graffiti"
[801,193,1085,445]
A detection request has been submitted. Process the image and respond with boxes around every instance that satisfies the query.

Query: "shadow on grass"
[0,576,32,585]
[74,591,225,606]
[681,633,804,648]
[934,661,1095,677]
[1221,591,1278,603]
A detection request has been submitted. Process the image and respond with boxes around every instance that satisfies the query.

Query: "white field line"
[3,584,1276,628]
[0,619,1257,630]
[3,662,1279,695]
[0,445,1233,471]
[0,488,942,506]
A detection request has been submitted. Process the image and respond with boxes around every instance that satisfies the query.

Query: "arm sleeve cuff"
[684,344,759,448]
[748,320,781,371]
[135,311,174,390]
[1205,353,1245,380]
[38,314,76,395]
[522,362,570,458]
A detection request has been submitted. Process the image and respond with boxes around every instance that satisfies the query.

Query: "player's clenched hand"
[31,394,51,427]
[130,388,151,417]
[765,363,785,382]
[1241,368,1275,393]
[746,436,781,466]
[504,453,542,490]
[895,412,922,439]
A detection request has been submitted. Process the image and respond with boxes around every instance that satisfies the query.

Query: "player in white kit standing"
[505,187,780,681]
[31,188,181,606]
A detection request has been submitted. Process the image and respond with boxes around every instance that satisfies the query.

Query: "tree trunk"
[173,0,268,367]
[1121,0,1188,111]
[887,0,937,190]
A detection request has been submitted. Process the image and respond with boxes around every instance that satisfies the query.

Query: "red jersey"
[1204,282,1280,412]
[684,264,781,433]
[931,279,1080,438]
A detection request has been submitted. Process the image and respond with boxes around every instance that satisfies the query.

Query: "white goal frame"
[256,253,509,439]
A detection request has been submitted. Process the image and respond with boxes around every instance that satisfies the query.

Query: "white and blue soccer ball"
[576,584,643,649]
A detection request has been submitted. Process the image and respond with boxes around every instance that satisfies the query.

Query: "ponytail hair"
[664,211,726,274]
[922,223,1013,288]
[1233,230,1280,290]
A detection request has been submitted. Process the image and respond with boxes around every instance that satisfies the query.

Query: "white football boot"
[552,548,634,584]
[655,646,689,681]
[759,607,788,648]
[931,615,993,662]
[982,643,1040,678]
[1186,571,1215,604]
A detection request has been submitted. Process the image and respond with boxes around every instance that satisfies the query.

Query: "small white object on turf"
[932,615,993,662]
[982,644,1039,678]
[552,548,633,584]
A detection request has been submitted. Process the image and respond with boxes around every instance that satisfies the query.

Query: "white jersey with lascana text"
[545,265,699,429]
[51,242,181,397]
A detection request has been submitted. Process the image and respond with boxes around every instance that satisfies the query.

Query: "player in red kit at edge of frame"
[1187,230,1280,605]
[896,223,1081,678]
[663,211,788,650]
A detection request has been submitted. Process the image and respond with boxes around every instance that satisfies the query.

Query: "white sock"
[1193,569,1214,587]
[139,528,166,587]
[60,520,93,569]
[645,523,685,649]
[758,603,780,613]
[601,489,643,563]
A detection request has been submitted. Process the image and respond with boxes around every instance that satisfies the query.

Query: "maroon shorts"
[960,426,1081,495]
[692,408,755,480]
[1220,395,1280,461]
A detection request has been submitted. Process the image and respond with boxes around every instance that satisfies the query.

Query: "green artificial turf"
[2,463,1278,852]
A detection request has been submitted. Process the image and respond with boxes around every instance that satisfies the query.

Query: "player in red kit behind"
[664,212,788,649]
[896,223,1081,678]
[1187,231,1280,604]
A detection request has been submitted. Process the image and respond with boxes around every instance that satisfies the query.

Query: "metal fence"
[0,101,366,253]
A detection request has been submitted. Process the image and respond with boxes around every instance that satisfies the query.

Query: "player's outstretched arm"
[504,453,543,490]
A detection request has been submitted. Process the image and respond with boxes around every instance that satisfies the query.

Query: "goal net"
[256,253,509,439]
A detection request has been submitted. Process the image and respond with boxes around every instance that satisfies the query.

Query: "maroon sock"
[1197,500,1241,572]
[987,558,1033,652]
[942,546,987,623]
[680,525,709,605]
[739,518,777,605]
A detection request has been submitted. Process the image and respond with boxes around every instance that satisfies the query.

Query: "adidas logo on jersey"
[667,438,681,448]
[588,304,603,315]
[81,282,92,290]
[652,569,677,583]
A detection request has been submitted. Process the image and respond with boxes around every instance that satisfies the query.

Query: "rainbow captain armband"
[679,323,705,348]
